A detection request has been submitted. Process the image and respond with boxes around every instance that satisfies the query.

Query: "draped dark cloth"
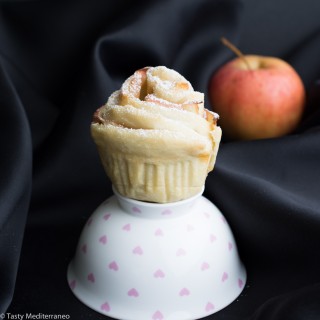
[1,0,320,319]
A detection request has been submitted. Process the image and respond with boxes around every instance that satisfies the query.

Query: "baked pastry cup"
[91,66,221,203]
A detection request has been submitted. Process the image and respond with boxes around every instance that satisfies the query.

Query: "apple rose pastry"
[91,66,222,203]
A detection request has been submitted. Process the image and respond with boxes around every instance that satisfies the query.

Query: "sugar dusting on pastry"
[91,66,222,203]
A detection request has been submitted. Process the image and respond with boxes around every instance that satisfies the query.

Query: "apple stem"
[221,37,252,71]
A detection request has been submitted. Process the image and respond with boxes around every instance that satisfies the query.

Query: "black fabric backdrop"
[1,0,320,319]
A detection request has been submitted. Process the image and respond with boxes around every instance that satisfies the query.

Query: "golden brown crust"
[91,66,221,203]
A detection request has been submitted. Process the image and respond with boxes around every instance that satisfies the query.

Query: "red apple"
[208,41,306,140]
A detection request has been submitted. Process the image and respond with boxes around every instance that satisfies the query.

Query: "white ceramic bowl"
[67,187,246,320]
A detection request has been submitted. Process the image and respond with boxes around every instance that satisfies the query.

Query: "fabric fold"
[0,60,32,312]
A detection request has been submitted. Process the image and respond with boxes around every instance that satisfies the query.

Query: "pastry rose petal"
[91,66,222,203]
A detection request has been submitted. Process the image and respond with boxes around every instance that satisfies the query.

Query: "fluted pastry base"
[102,153,208,203]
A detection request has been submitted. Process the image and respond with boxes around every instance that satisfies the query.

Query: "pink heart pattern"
[75,197,245,317]
[86,218,93,226]
[128,288,139,297]
[161,209,172,215]
[154,269,165,278]
[155,228,164,236]
[152,311,164,320]
[99,235,107,245]
[122,223,131,231]
[201,262,210,271]
[205,302,214,312]
[87,273,95,283]
[176,248,186,257]
[222,272,228,282]
[81,244,87,254]
[133,246,143,255]
[179,288,190,296]
[69,280,76,290]
[100,302,110,312]
[132,206,141,213]
[210,234,217,243]
[103,213,111,221]
[108,261,119,271]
